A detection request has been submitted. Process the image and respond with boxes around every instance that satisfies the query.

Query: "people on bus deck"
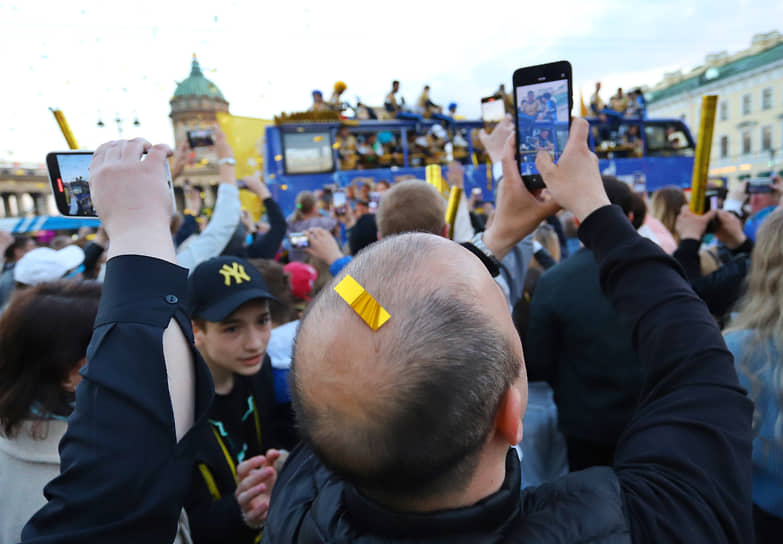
[417,85,441,115]
[328,81,347,110]
[621,124,643,156]
[309,90,328,112]
[384,80,402,114]
[609,87,628,114]
[590,81,605,116]
[336,125,358,170]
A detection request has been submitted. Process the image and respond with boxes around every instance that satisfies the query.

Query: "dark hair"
[292,234,522,506]
[602,175,633,216]
[349,213,378,255]
[629,192,647,230]
[0,281,101,438]
[4,235,32,262]
[248,259,297,325]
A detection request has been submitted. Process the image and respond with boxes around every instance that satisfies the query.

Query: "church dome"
[173,56,225,100]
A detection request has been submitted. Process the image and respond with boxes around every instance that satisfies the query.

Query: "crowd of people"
[0,110,780,543]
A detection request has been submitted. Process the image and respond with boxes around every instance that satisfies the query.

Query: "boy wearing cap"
[184,256,297,543]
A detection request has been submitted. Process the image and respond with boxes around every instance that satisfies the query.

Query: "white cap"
[14,246,85,285]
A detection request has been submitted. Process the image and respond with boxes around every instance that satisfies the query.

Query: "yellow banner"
[216,113,272,179]
[689,96,718,214]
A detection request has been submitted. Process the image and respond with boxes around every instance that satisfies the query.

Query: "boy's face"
[193,299,272,376]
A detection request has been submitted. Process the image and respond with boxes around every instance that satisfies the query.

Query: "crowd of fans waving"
[0,112,781,543]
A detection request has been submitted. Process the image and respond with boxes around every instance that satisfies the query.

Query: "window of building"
[762,88,773,110]
[719,135,729,158]
[762,125,773,151]
[719,101,728,121]
[742,94,752,115]
[742,130,752,155]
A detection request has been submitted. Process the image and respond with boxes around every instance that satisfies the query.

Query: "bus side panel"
[597,156,694,194]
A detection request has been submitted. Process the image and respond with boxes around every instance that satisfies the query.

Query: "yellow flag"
[216,112,272,179]
[217,113,273,222]
[579,92,588,117]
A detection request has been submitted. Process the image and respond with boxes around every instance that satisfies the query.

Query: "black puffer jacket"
[263,206,754,544]
[262,445,629,543]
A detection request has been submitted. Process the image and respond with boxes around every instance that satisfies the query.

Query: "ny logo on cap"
[219,262,251,286]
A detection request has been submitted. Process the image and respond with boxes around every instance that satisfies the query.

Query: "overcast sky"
[2,0,781,163]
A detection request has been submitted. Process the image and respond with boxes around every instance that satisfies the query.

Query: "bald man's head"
[376,180,446,237]
[291,233,523,506]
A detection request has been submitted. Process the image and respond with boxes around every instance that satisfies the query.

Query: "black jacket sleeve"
[186,475,259,544]
[672,238,702,280]
[81,241,105,278]
[247,198,287,259]
[175,214,199,247]
[21,256,214,544]
[691,254,750,317]
[533,247,557,270]
[524,272,558,383]
[578,205,753,544]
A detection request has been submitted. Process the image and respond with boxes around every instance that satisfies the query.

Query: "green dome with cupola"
[173,55,225,100]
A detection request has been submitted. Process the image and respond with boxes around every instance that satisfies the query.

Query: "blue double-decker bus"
[263,116,695,215]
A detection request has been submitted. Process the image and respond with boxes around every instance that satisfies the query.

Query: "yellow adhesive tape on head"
[334,274,390,331]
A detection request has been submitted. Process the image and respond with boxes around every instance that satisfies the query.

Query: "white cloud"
[1,0,781,162]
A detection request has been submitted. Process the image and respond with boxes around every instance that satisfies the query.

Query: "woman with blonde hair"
[650,186,687,243]
[724,208,783,543]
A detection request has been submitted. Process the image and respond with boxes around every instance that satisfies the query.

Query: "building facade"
[645,31,783,186]
[169,55,230,202]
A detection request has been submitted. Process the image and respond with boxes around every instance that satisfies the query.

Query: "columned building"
[645,31,783,186]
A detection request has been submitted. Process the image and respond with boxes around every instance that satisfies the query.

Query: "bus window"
[645,122,695,157]
[282,130,334,174]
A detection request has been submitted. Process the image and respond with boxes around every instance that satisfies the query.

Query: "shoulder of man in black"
[263,444,631,543]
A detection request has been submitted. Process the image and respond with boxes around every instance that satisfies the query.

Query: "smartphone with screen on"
[46,151,174,217]
[513,60,573,192]
[289,232,309,249]
[333,189,347,213]
[368,191,381,212]
[187,128,215,148]
[481,95,506,127]
[746,177,773,194]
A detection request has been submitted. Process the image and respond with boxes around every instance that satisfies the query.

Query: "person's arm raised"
[480,136,560,261]
[537,119,754,543]
[22,139,213,543]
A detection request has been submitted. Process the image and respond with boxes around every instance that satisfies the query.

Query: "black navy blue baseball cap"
[188,257,276,321]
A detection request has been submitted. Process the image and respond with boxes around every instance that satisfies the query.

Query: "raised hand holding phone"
[89,138,176,262]
[535,118,609,222]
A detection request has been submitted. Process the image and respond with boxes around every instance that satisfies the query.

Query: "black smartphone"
[481,95,506,125]
[747,177,772,194]
[187,128,215,148]
[46,151,174,217]
[289,232,309,249]
[513,61,573,191]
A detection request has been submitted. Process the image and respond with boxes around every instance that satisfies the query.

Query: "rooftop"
[646,31,783,104]
[173,55,226,101]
